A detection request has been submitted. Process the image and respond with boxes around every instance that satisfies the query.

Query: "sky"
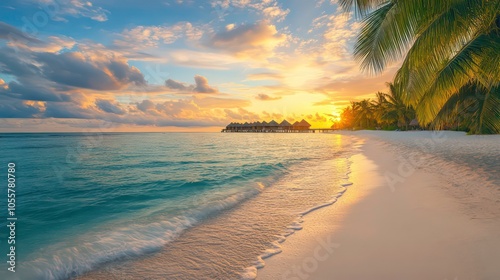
[0,0,398,132]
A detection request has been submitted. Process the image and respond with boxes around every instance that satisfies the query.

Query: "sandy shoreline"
[258,131,500,279]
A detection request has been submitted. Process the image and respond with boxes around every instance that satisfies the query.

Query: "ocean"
[0,132,357,279]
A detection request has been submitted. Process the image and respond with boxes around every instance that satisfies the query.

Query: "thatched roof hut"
[268,120,279,126]
[297,119,311,129]
[280,120,292,127]
[299,119,310,126]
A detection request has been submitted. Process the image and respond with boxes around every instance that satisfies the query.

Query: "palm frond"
[478,85,500,134]
[354,1,420,73]
[337,0,389,17]
[474,30,500,89]
[433,82,500,134]
[414,33,496,123]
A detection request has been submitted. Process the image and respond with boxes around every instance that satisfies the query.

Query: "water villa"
[222,119,334,133]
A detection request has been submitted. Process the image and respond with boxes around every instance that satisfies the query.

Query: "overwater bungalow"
[279,120,292,131]
[295,119,311,130]
[268,120,279,131]
[223,118,320,133]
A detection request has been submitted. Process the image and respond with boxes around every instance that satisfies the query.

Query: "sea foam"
[240,157,354,279]
[23,180,275,280]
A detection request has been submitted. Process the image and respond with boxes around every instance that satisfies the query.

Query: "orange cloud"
[206,21,287,59]
[255,93,282,101]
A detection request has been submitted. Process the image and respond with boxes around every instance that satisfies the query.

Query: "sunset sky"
[0,0,398,132]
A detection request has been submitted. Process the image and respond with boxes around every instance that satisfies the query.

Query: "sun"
[331,111,341,122]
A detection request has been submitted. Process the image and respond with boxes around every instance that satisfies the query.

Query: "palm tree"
[339,106,354,129]
[339,83,416,130]
[371,91,389,126]
[352,99,375,129]
[383,83,416,130]
[339,0,500,134]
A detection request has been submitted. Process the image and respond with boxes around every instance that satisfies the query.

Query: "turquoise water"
[0,133,355,279]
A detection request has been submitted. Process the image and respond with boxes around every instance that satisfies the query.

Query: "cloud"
[0,47,40,78]
[165,79,191,91]
[10,36,77,53]
[306,112,327,123]
[224,108,260,121]
[44,101,99,119]
[0,29,229,129]
[165,75,218,93]
[0,100,44,118]
[262,6,290,22]
[261,110,284,121]
[193,75,217,93]
[30,0,110,22]
[166,49,236,69]
[1,79,72,102]
[34,51,146,90]
[114,22,203,49]
[67,0,109,21]
[0,79,7,90]
[205,21,287,58]
[136,100,156,112]
[255,93,281,101]
[1,38,146,92]
[16,95,254,128]
[1,23,75,53]
[95,99,126,115]
[0,21,40,43]
[298,12,359,63]
[210,0,288,22]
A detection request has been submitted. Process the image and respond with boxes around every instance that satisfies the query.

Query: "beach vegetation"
[337,83,416,130]
[338,0,500,134]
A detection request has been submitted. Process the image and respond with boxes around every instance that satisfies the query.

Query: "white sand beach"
[258,131,500,280]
